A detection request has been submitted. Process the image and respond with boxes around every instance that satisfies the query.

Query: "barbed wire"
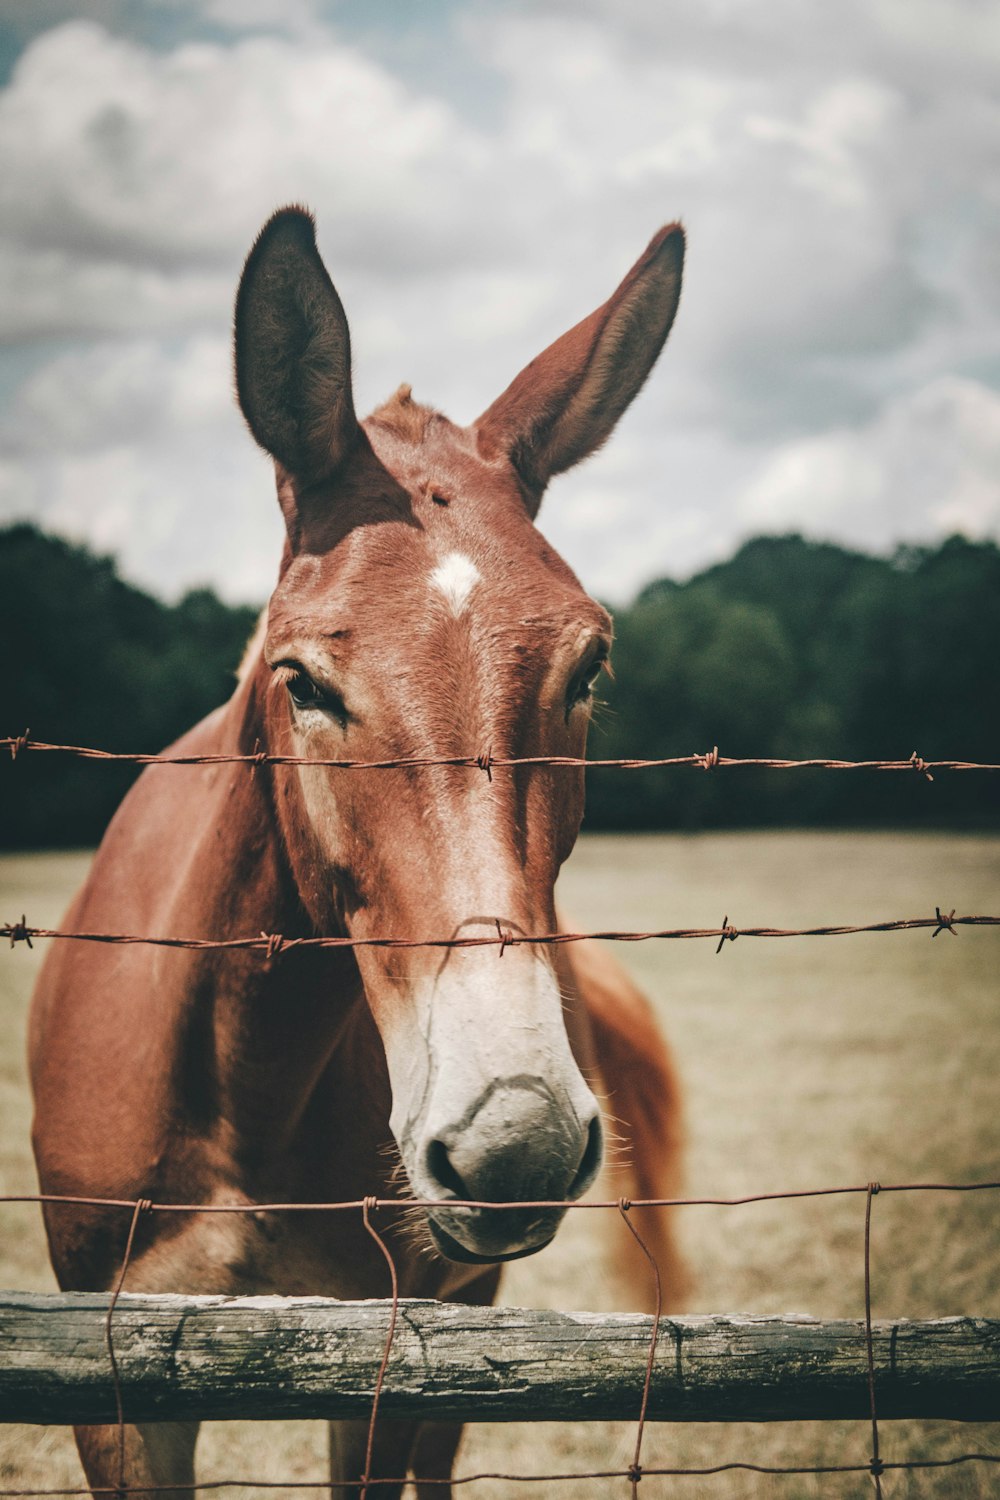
[4,909,998,958]
[4,733,1000,776]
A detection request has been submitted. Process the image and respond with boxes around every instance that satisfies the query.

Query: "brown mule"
[30,207,687,1498]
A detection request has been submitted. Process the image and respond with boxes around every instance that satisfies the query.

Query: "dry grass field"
[1,831,998,1497]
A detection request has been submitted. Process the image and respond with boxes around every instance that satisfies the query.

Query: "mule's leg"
[330,1418,466,1500]
[75,1420,199,1500]
[328,1418,418,1500]
[328,1267,501,1498]
[410,1421,465,1499]
[409,1266,502,1499]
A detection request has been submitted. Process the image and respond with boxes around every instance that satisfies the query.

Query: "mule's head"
[234,208,683,1262]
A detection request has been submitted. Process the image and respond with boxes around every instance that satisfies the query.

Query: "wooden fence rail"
[1,1293,997,1426]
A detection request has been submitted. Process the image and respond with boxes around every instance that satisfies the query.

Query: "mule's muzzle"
[425,1200,560,1260]
[418,1076,604,1263]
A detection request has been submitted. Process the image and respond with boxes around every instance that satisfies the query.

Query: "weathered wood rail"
[2,1294,998,1426]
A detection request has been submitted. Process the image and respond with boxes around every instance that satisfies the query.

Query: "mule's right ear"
[235,207,358,490]
[475,225,684,512]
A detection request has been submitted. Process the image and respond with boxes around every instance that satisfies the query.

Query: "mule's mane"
[367,383,439,443]
[237,607,269,685]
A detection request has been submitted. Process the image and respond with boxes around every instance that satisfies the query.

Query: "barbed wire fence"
[3,733,1000,1494]
[5,734,1000,775]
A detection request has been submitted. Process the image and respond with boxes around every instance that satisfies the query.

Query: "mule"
[30,207,687,1498]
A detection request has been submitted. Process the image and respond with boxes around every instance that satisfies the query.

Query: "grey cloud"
[2,0,998,602]
[0,337,233,455]
[476,3,999,435]
[0,243,230,345]
[518,0,1000,87]
[0,18,534,339]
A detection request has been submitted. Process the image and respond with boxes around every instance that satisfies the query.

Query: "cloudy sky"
[1,0,998,604]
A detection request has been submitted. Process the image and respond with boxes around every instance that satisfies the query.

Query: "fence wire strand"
[5,733,1000,776]
[4,911,999,957]
[101,1200,152,1500]
[616,1199,663,1497]
[3,1178,999,1216]
[864,1183,883,1499]
[359,1198,401,1500]
[5,1456,1000,1495]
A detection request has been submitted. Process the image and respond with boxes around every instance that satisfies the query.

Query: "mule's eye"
[287,670,323,710]
[568,650,608,711]
[279,665,348,723]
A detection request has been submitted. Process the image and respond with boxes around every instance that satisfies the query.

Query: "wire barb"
[932,907,957,938]
[475,748,494,782]
[909,750,934,782]
[715,915,738,954]
[260,931,285,964]
[5,916,32,950]
[8,729,30,761]
[697,745,720,771]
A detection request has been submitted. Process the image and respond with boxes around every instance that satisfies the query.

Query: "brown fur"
[30,207,687,1498]
[557,939,689,1310]
[368,383,440,443]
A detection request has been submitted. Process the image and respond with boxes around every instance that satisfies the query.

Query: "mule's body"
[30,209,686,1497]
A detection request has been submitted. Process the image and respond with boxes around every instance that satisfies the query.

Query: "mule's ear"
[476,225,684,510]
[235,206,358,485]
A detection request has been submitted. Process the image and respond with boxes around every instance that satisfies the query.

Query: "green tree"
[1,524,259,847]
[585,532,1000,832]
[3,523,997,845]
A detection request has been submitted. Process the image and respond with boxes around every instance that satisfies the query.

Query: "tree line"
[2,522,997,848]
[584,531,999,831]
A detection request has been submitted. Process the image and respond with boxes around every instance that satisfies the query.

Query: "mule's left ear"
[475,225,684,511]
[235,206,358,489]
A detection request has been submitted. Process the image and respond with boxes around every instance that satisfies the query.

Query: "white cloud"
[479,14,940,378]
[738,376,1000,549]
[0,241,226,342]
[2,336,233,453]
[197,0,333,40]
[1,3,998,603]
[0,20,497,332]
[0,335,283,601]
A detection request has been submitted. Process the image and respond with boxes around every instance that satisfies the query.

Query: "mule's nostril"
[425,1138,469,1201]
[569,1112,604,1199]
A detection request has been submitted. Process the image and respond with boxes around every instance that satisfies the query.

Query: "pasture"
[1,829,998,1496]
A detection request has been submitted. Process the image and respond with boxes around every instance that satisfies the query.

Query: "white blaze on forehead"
[430,552,481,617]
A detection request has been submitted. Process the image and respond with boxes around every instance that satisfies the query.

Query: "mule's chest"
[125,1188,475,1303]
